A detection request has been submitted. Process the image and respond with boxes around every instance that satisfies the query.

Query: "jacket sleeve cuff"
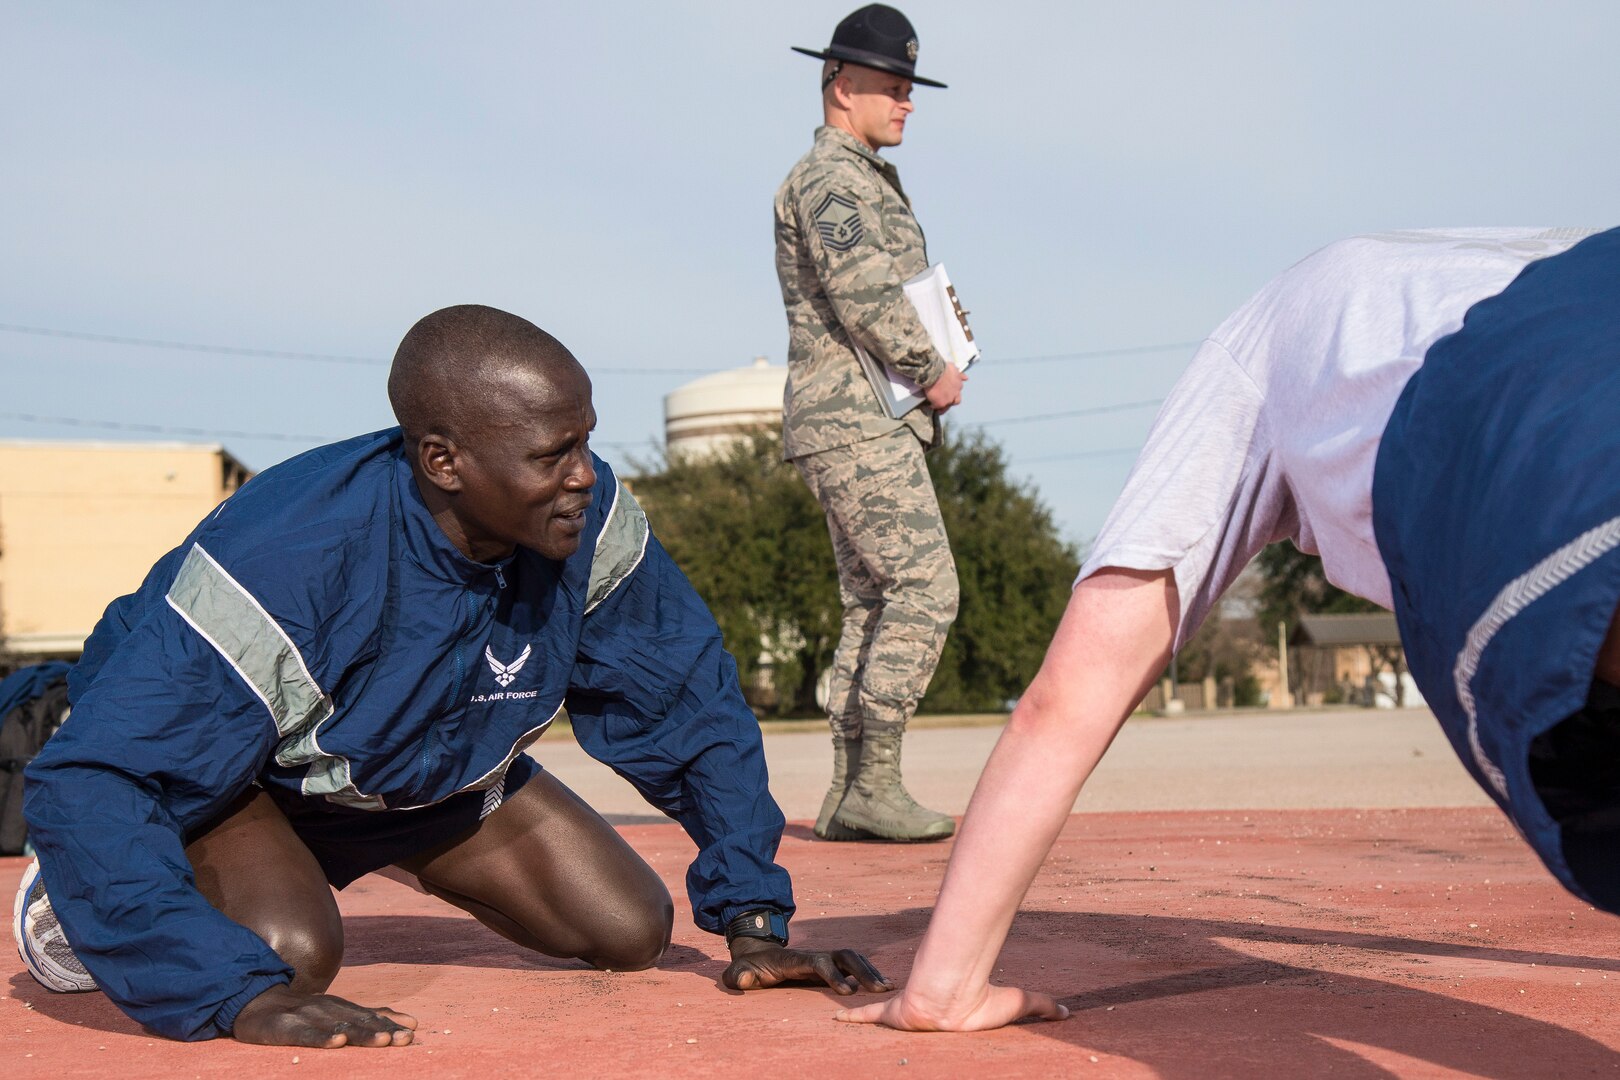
[854,303,946,387]
[916,355,948,388]
[719,903,794,940]
[213,972,293,1038]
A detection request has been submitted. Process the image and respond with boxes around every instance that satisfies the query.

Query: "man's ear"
[417,433,463,494]
[829,72,854,109]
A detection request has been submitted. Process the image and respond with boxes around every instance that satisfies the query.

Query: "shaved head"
[388,304,586,445]
[390,304,598,562]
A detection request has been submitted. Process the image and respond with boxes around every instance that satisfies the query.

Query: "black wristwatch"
[725,907,789,947]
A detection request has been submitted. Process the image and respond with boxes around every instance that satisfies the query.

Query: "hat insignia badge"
[906,38,919,61]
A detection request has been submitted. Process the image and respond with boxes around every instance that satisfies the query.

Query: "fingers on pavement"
[833,1001,889,1024]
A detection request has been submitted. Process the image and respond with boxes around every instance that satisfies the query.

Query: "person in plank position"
[15,304,888,1046]
[834,225,1620,1030]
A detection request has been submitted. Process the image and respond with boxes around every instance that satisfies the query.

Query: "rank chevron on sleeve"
[813,191,864,252]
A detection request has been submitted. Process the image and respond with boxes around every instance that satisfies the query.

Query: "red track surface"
[6,809,1620,1078]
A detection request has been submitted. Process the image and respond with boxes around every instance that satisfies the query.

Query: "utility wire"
[0,323,715,376]
[2,392,1169,447]
[0,323,383,366]
[0,322,1199,375]
[967,397,1163,428]
[0,410,1151,477]
[1018,445,1143,464]
[0,410,329,444]
[0,320,1183,451]
[0,412,696,455]
[991,341,1201,365]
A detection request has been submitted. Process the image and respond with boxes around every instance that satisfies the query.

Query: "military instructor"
[775,5,963,843]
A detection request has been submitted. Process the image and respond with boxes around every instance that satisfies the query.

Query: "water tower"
[663,357,787,460]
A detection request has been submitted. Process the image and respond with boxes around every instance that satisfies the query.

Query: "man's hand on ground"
[924,364,967,414]
[722,936,892,995]
[233,984,418,1048]
[833,984,1068,1031]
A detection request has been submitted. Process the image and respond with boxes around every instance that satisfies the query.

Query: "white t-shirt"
[1079,227,1595,649]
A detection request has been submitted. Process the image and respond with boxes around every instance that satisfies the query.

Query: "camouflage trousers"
[793,428,959,738]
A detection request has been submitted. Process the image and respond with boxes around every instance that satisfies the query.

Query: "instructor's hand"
[722,936,892,996]
[233,984,417,1048]
[835,984,1068,1031]
[925,364,967,414]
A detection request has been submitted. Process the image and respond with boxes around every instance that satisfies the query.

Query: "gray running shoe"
[13,859,98,993]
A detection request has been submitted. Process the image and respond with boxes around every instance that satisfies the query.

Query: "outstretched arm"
[569,522,888,995]
[837,567,1177,1030]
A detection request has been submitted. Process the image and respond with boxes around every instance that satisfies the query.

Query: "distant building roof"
[1291,612,1402,647]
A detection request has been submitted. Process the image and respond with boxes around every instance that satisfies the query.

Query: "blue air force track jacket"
[24,429,793,1040]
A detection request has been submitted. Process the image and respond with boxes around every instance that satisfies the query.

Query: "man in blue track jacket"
[15,305,888,1047]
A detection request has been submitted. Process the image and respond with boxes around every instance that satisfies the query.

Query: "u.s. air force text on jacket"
[24,431,793,1041]
[775,124,947,459]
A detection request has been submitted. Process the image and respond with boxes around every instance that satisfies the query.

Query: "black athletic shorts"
[263,755,541,889]
[1529,679,1620,899]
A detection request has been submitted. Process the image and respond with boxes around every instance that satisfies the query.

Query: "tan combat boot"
[813,735,876,840]
[829,722,955,841]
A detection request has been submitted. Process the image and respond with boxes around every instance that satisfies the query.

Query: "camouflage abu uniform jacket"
[775,125,946,459]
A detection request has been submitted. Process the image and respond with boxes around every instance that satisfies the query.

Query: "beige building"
[0,440,249,666]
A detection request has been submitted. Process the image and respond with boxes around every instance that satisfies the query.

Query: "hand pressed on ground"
[721,936,892,995]
[834,984,1068,1030]
[233,984,418,1048]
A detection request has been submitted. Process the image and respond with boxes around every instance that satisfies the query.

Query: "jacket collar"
[392,438,514,587]
[816,124,885,163]
[814,125,905,199]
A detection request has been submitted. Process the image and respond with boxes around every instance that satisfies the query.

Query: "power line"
[0,323,383,366]
[0,323,717,376]
[0,413,696,456]
[0,321,1203,376]
[2,392,1166,450]
[992,341,1200,365]
[967,397,1163,428]
[1018,445,1143,464]
[0,410,328,444]
[0,408,1157,476]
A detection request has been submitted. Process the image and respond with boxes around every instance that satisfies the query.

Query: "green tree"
[630,433,839,715]
[629,428,1079,716]
[1174,613,1266,705]
[1253,542,1380,636]
[924,430,1080,712]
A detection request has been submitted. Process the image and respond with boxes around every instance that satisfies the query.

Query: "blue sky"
[3,1,1617,544]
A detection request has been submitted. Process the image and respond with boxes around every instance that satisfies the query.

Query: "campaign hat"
[792,5,946,89]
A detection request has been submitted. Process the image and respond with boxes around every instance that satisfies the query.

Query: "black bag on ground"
[0,662,73,856]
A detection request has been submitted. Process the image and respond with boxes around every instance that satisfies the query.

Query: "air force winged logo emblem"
[485,644,532,687]
[812,191,864,252]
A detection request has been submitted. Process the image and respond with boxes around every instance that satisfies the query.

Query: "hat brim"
[791,45,947,89]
